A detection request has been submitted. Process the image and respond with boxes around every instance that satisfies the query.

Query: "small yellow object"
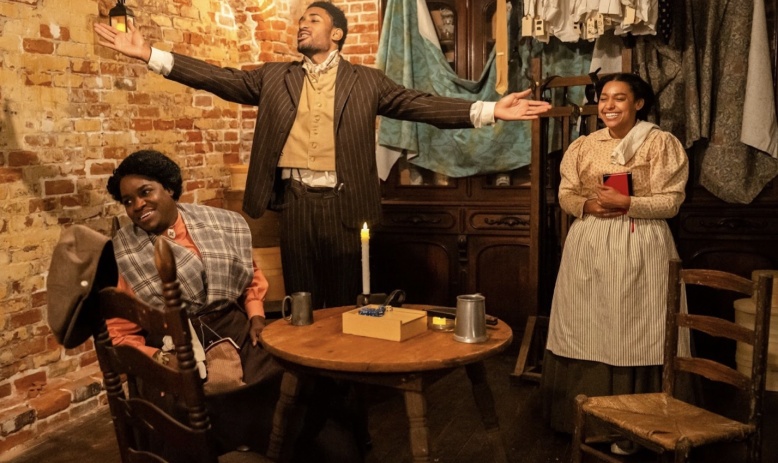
[432,316,448,326]
[114,23,126,32]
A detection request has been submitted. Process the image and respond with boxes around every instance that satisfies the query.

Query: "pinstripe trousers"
[279,180,362,310]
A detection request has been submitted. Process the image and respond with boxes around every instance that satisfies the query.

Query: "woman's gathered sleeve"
[243,260,269,319]
[106,275,159,358]
[628,132,689,219]
[558,136,590,218]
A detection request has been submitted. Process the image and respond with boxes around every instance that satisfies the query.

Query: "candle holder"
[356,293,387,308]
[355,289,406,308]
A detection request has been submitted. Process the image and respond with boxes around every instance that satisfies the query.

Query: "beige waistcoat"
[277,67,337,171]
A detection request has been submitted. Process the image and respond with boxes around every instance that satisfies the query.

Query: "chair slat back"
[93,238,218,463]
[664,258,773,431]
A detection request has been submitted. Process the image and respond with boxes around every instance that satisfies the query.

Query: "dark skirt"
[192,304,283,386]
[540,350,662,434]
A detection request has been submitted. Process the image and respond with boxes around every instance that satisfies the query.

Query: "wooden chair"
[93,237,270,463]
[571,258,774,463]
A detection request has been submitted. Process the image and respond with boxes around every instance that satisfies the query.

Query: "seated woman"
[106,149,282,452]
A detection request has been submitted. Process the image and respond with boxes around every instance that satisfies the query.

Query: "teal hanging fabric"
[376,0,532,178]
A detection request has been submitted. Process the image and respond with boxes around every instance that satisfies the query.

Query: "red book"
[602,172,633,215]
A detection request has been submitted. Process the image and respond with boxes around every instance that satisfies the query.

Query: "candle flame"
[362,222,368,230]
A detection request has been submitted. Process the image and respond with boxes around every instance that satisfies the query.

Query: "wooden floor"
[5,352,776,463]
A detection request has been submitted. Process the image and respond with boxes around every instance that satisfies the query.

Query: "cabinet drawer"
[467,210,530,234]
[679,211,778,238]
[379,208,458,231]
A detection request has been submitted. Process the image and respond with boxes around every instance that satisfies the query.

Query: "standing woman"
[541,74,689,449]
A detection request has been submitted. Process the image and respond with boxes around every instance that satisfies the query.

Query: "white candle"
[361,222,370,295]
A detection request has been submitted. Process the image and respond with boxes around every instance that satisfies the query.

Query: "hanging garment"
[741,0,778,159]
[376,0,533,178]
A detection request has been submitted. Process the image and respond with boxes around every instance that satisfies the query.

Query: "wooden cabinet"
[424,0,499,79]
[373,187,535,333]
[373,0,534,334]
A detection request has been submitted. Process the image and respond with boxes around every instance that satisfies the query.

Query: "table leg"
[465,361,508,463]
[268,370,301,461]
[403,386,430,463]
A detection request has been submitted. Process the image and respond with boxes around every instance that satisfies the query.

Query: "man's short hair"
[308,1,348,50]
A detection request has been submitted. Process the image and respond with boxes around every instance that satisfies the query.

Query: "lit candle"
[361,222,370,295]
[114,22,126,32]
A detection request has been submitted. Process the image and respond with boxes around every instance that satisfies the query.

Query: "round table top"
[260,305,513,373]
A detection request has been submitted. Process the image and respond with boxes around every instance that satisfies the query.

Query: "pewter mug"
[453,293,488,343]
[282,292,313,326]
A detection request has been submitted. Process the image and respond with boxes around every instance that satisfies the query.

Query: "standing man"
[94,2,550,310]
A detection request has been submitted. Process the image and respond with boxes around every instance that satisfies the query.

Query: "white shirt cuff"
[470,101,496,128]
[148,47,174,76]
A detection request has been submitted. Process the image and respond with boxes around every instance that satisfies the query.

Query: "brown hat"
[47,225,118,348]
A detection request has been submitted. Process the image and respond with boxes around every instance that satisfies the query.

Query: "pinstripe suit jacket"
[167,54,475,228]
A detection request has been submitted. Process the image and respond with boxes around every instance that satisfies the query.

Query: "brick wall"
[0,0,380,456]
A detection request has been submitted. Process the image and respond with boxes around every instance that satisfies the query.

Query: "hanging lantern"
[109,0,135,33]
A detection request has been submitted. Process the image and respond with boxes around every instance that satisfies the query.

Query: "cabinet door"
[427,0,468,75]
[467,235,531,332]
[371,232,460,306]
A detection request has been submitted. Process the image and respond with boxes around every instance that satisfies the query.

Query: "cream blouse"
[558,127,688,219]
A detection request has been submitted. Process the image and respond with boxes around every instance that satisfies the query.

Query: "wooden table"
[260,305,513,462]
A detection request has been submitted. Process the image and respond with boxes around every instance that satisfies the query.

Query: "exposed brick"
[194,95,212,107]
[0,405,35,437]
[175,118,194,129]
[70,60,99,75]
[40,24,53,39]
[127,92,150,105]
[114,77,137,91]
[74,119,102,132]
[0,427,35,455]
[85,103,111,118]
[0,383,11,400]
[103,147,127,159]
[70,89,100,104]
[78,350,98,368]
[40,24,70,41]
[88,162,115,176]
[8,310,43,330]
[130,119,153,131]
[44,179,75,195]
[185,180,206,191]
[22,38,54,54]
[24,134,57,147]
[0,168,23,183]
[59,195,81,208]
[223,153,240,165]
[185,131,203,142]
[29,389,71,419]
[137,106,160,118]
[7,151,38,167]
[153,120,175,130]
[99,62,126,76]
[30,291,47,308]
[69,397,99,418]
[60,376,102,403]
[12,371,46,395]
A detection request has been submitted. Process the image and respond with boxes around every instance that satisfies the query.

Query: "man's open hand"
[494,89,552,121]
[94,20,152,62]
